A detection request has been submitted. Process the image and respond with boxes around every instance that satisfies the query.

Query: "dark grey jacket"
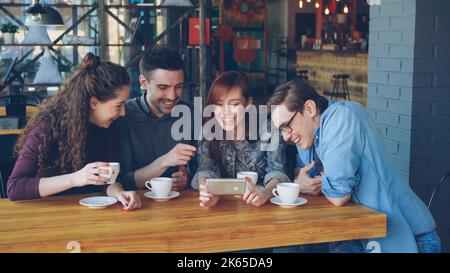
[113,93,196,190]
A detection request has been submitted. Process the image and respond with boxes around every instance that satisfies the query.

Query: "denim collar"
[313,99,337,144]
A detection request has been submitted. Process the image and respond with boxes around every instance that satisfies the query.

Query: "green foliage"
[0,23,19,33]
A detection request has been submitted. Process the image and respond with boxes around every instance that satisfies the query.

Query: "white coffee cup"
[272,183,300,204]
[237,171,258,185]
[145,177,173,198]
[98,162,120,184]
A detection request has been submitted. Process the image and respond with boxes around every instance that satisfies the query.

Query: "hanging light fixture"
[307,0,311,2]
[24,0,64,26]
[33,48,64,85]
[23,25,52,45]
[324,6,330,15]
[24,0,45,22]
[343,4,349,14]
[299,0,304,8]
[315,1,320,8]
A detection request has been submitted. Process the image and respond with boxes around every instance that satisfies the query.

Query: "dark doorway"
[295,13,316,48]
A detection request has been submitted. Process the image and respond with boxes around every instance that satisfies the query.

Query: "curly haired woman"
[7,53,141,211]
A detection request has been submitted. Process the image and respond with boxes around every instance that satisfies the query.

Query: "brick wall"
[368,0,450,252]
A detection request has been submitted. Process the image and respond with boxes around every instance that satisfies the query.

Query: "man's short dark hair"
[139,45,183,79]
[268,80,329,114]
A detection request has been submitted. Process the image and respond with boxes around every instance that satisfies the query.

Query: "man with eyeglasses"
[269,80,439,253]
[280,111,324,197]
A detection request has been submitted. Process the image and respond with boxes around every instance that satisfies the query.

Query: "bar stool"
[296,69,309,80]
[428,172,450,210]
[324,74,351,101]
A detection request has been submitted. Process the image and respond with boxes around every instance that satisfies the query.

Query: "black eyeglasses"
[279,111,298,135]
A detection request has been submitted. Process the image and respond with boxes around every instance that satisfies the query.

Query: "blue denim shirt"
[191,137,290,190]
[311,100,436,252]
[296,145,322,177]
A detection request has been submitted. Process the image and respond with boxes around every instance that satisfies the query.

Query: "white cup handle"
[272,188,280,198]
[145,181,152,191]
[107,168,114,183]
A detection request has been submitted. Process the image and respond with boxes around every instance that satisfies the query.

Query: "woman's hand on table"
[198,177,220,208]
[116,191,142,211]
[242,179,270,207]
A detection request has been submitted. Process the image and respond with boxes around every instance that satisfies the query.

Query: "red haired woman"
[192,71,290,207]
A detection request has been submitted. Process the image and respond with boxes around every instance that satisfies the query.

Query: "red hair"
[204,71,254,172]
[205,71,251,107]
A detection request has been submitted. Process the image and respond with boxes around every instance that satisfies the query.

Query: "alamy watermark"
[366,241,381,253]
[66,240,81,253]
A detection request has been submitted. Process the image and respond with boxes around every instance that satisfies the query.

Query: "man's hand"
[294,161,322,196]
[172,165,188,191]
[161,144,196,168]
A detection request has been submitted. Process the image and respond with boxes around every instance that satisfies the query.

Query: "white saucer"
[270,197,308,208]
[144,191,180,201]
[79,196,118,209]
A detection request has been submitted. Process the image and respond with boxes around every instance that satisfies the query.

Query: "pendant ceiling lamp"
[33,47,64,85]
[24,0,64,26]
[23,25,52,45]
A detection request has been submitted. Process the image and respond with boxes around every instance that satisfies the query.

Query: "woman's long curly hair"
[14,53,130,175]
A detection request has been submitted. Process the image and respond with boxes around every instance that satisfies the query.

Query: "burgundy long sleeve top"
[7,119,117,201]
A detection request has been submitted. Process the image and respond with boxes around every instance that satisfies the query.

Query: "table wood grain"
[0,190,386,253]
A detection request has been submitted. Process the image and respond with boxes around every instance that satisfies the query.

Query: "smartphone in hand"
[206,179,247,195]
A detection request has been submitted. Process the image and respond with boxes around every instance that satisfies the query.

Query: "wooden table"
[0,129,24,135]
[0,190,386,253]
